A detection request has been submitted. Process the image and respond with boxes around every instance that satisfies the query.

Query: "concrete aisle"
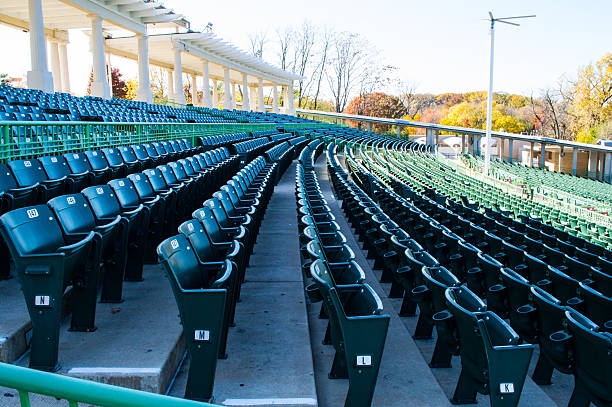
[171,161,318,407]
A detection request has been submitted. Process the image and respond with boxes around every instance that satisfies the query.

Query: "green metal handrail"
[0,121,331,161]
[0,362,218,407]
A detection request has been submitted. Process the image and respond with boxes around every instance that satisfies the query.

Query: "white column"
[223,67,232,110]
[49,40,62,92]
[27,0,54,92]
[167,69,174,101]
[190,74,198,105]
[136,33,152,103]
[258,78,265,112]
[202,60,212,108]
[89,14,110,99]
[212,80,218,108]
[288,81,295,115]
[172,43,186,104]
[58,42,71,93]
[242,72,250,111]
[106,53,113,96]
[232,83,237,109]
[272,83,279,113]
[249,86,257,112]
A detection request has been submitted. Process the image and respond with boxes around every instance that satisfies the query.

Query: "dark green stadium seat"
[101,148,128,178]
[157,235,232,402]
[498,268,537,342]
[82,185,146,284]
[446,287,534,406]
[84,150,113,184]
[0,204,101,371]
[420,266,466,367]
[565,310,612,407]
[530,286,574,385]
[578,282,612,327]
[310,259,389,407]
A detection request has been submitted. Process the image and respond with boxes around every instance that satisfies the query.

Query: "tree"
[326,32,369,113]
[312,27,333,110]
[440,101,527,134]
[529,87,571,140]
[150,67,167,100]
[86,67,128,98]
[0,73,10,86]
[275,26,293,70]
[124,79,138,101]
[570,53,612,143]
[345,92,406,131]
[249,30,268,59]
[292,21,317,108]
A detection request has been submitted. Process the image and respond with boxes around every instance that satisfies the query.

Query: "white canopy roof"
[106,32,302,86]
[0,0,188,36]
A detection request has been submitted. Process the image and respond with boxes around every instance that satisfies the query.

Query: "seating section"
[297,140,390,407]
[315,126,612,407]
[0,129,295,372]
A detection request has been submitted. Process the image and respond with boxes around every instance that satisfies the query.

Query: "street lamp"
[483,12,535,175]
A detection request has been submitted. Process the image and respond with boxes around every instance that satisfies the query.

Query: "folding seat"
[457,240,485,296]
[171,160,204,197]
[143,167,180,232]
[564,310,612,407]
[477,251,504,293]
[116,146,142,174]
[48,193,128,303]
[193,205,250,268]
[501,240,527,271]
[152,141,174,162]
[530,286,575,385]
[507,227,527,249]
[0,162,40,212]
[417,265,465,367]
[37,156,81,194]
[498,268,537,342]
[7,158,67,202]
[167,139,186,158]
[63,152,105,186]
[82,185,147,282]
[142,143,165,166]
[0,204,101,371]
[446,286,534,406]
[130,144,153,169]
[158,164,193,217]
[309,259,389,407]
[157,235,233,401]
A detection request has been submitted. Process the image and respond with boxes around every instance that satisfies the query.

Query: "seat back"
[157,234,204,290]
[565,310,612,403]
[48,194,97,234]
[8,159,47,187]
[0,163,19,193]
[81,185,122,221]
[84,150,110,171]
[108,179,141,209]
[102,148,125,167]
[118,146,138,164]
[144,168,169,192]
[158,165,180,185]
[127,173,156,199]
[178,219,217,261]
[39,156,71,181]
[63,152,92,174]
[0,205,64,255]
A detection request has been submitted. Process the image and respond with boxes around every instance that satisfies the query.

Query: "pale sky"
[0,0,610,99]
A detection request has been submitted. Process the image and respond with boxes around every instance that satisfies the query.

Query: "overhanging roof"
[0,0,188,35]
[106,32,302,86]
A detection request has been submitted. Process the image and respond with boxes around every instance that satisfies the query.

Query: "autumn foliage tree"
[344,92,406,131]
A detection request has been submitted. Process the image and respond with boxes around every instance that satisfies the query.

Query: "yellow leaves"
[440,101,526,133]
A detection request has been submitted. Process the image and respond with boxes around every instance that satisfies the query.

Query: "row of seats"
[325,142,534,407]
[0,143,240,372]
[297,140,390,407]
[157,153,282,401]
[232,137,276,165]
[334,130,612,407]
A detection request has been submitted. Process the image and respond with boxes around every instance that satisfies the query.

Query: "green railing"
[0,121,331,161]
[0,362,217,407]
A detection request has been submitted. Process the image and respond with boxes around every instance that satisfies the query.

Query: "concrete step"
[15,266,185,395]
[0,278,31,364]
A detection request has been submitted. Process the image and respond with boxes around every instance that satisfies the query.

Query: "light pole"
[484,12,535,175]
